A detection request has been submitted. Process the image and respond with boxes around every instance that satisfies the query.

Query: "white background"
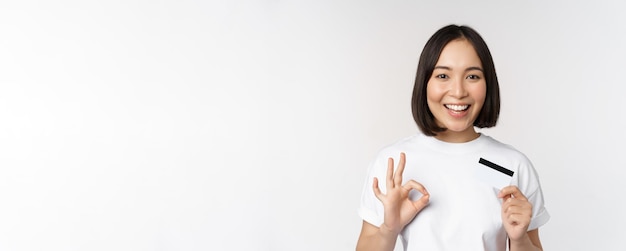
[1,1,625,250]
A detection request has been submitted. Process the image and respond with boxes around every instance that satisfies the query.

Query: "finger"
[372,177,383,200]
[403,180,430,211]
[504,213,521,225]
[503,197,531,208]
[498,186,516,198]
[501,198,520,212]
[403,180,429,195]
[386,157,395,189]
[394,152,406,186]
[498,186,528,201]
[412,193,430,211]
[504,213,530,227]
[502,205,526,223]
[503,201,532,215]
[502,202,520,215]
[502,198,533,217]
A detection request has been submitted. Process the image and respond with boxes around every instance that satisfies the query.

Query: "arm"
[499,186,544,251]
[509,229,543,251]
[356,153,430,251]
[356,221,399,251]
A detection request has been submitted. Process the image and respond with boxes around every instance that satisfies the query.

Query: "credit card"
[474,158,514,190]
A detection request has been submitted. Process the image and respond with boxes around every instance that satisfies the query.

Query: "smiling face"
[426,39,486,142]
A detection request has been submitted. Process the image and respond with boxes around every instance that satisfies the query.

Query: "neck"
[434,129,480,143]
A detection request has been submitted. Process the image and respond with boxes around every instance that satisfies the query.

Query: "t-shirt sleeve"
[512,156,550,230]
[357,155,386,227]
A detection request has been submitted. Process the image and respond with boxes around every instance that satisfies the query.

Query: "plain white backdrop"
[1,1,625,250]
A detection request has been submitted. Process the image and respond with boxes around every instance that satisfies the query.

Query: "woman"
[356,25,550,251]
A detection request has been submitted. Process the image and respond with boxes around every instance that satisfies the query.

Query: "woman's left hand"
[498,186,532,241]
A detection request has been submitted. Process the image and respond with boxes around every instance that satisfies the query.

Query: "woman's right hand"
[372,152,430,235]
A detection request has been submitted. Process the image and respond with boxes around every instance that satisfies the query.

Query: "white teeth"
[445,104,469,111]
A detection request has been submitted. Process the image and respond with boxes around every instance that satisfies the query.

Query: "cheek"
[425,83,440,111]
[426,81,443,102]
[472,83,487,106]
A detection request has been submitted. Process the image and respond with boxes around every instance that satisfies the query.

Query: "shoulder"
[481,134,531,163]
[478,134,539,184]
[375,134,421,158]
[364,134,422,169]
[480,134,543,187]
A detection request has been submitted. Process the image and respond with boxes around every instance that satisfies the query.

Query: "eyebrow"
[434,66,484,72]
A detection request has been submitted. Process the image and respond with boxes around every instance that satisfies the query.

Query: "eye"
[466,74,481,80]
[435,74,448,79]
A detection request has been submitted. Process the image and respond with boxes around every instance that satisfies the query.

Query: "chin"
[443,122,470,129]
[443,125,474,133]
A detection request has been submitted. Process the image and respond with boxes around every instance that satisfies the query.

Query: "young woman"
[356,25,550,251]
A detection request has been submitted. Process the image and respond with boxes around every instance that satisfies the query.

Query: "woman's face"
[426,39,486,143]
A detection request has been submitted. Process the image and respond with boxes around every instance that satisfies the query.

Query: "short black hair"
[411,24,500,136]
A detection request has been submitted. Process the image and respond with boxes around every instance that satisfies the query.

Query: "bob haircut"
[411,24,500,136]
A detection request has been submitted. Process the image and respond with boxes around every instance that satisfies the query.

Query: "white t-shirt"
[358,133,550,251]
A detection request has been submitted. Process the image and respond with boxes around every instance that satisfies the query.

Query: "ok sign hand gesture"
[372,152,430,235]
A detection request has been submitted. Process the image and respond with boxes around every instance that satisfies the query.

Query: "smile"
[445,104,470,112]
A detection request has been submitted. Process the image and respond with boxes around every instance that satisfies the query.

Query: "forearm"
[509,233,542,251]
[356,224,399,251]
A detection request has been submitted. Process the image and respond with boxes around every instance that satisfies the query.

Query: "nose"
[449,77,468,98]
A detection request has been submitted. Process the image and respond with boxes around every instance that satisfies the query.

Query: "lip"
[444,104,470,111]
[445,104,470,118]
